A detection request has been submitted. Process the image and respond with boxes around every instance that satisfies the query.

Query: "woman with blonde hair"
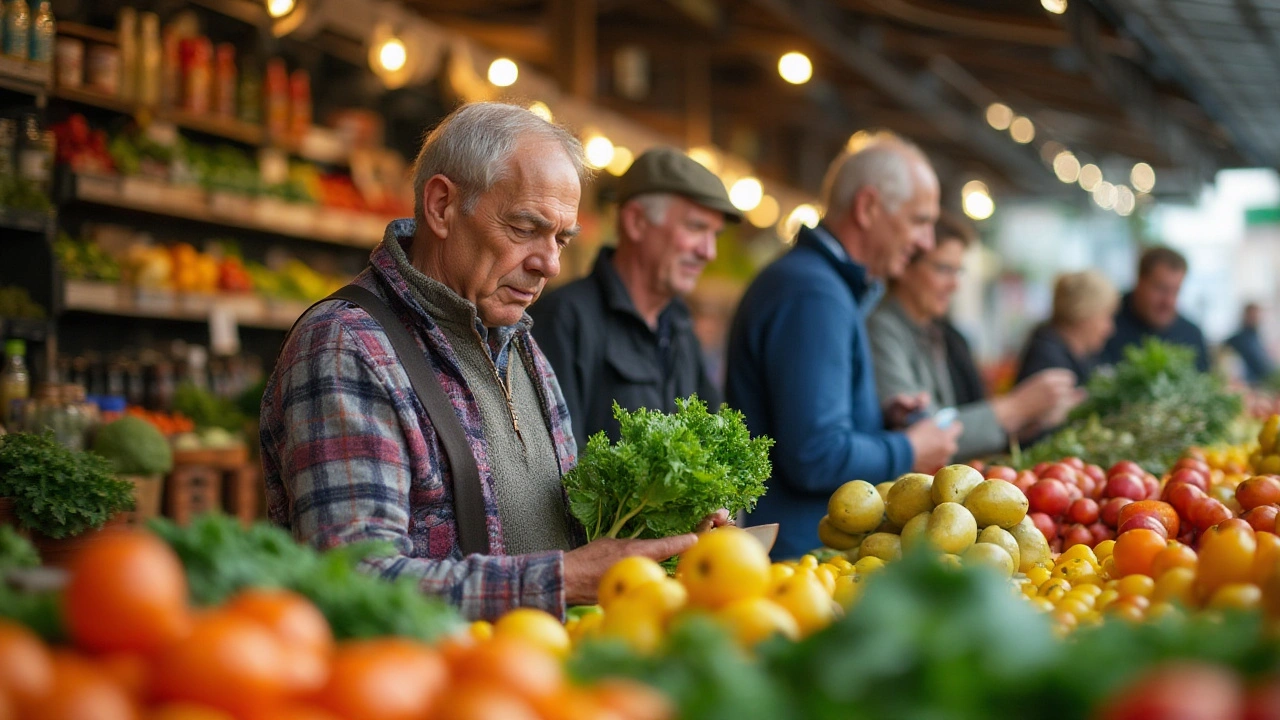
[1017,269,1120,384]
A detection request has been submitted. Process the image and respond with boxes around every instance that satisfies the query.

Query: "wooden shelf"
[0,56,52,96]
[63,280,312,330]
[67,173,388,249]
[57,22,118,46]
[50,83,350,166]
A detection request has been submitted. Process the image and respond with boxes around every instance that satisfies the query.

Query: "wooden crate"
[165,445,258,526]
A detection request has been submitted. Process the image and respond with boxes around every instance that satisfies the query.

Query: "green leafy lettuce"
[564,397,772,541]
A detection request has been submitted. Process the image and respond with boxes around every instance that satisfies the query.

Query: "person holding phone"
[867,214,1082,459]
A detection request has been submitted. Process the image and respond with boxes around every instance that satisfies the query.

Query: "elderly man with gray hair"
[261,103,703,621]
[532,147,739,443]
[725,131,962,559]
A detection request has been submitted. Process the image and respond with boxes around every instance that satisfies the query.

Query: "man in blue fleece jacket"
[726,133,962,559]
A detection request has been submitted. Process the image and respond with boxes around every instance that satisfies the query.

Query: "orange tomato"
[1113,529,1166,577]
[239,704,344,720]
[1117,501,1180,539]
[0,620,53,708]
[1243,505,1279,534]
[435,684,542,720]
[146,705,235,720]
[314,638,446,720]
[1254,532,1280,584]
[448,637,563,703]
[27,651,137,720]
[591,679,675,720]
[150,612,290,716]
[0,689,12,720]
[1236,476,1280,511]
[1149,542,1198,577]
[97,654,149,701]
[533,686,625,720]
[64,531,191,656]
[223,589,333,693]
[1195,523,1258,602]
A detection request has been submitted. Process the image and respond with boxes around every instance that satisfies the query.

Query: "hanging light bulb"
[962,180,994,220]
[747,195,780,228]
[1130,162,1156,193]
[376,37,407,72]
[729,177,764,212]
[1053,151,1081,184]
[1114,185,1136,216]
[266,0,295,18]
[1092,181,1117,209]
[1042,0,1068,14]
[1078,163,1103,192]
[606,146,634,176]
[1009,116,1035,144]
[584,134,615,169]
[528,101,553,122]
[778,52,813,85]
[488,58,519,87]
[986,103,1013,131]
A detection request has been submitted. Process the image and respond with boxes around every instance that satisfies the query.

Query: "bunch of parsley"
[0,433,135,539]
[564,396,772,541]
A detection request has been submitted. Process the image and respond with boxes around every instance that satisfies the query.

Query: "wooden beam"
[550,0,597,98]
[426,17,551,66]
[684,45,713,148]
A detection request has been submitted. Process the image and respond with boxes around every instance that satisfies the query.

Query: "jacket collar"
[795,224,884,307]
[591,246,692,330]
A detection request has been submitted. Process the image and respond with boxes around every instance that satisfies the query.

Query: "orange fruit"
[27,652,136,720]
[533,686,625,720]
[591,679,675,720]
[1118,501,1181,539]
[1149,542,1198,577]
[151,612,291,716]
[239,704,344,720]
[436,684,542,720]
[64,531,191,656]
[677,527,771,610]
[146,705,235,720]
[1195,523,1257,601]
[314,638,446,720]
[1113,529,1166,577]
[0,620,53,708]
[1236,476,1280,511]
[447,637,563,703]
[1252,532,1280,584]
[224,589,333,693]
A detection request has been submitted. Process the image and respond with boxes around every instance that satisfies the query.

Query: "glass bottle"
[1,339,30,430]
[29,0,52,64]
[3,0,31,61]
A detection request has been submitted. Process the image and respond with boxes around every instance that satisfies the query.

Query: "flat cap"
[617,147,742,222]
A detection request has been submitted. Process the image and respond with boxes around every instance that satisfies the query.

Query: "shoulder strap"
[295,285,491,556]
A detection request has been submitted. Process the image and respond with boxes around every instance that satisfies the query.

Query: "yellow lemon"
[717,597,801,646]
[769,570,837,637]
[677,527,771,610]
[598,556,668,610]
[827,480,886,534]
[886,473,935,527]
[494,608,572,657]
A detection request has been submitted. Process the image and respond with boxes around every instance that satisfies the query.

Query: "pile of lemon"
[558,526,892,653]
[818,465,1047,577]
[1249,415,1280,475]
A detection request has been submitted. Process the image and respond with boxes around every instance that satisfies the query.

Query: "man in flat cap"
[531,147,738,442]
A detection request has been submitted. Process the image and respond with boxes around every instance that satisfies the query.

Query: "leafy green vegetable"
[1018,340,1243,474]
[0,433,135,539]
[564,397,772,541]
[92,416,174,475]
[0,526,39,573]
[148,514,463,642]
[0,583,62,642]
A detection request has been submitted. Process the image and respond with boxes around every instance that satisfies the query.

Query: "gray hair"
[412,102,591,221]
[821,131,928,219]
[624,193,675,225]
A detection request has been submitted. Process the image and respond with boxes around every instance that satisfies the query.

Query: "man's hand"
[905,417,963,474]
[695,508,733,533]
[883,392,931,429]
[563,534,696,606]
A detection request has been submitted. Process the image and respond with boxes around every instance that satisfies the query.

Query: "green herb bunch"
[1018,339,1242,474]
[564,396,773,541]
[0,433,135,539]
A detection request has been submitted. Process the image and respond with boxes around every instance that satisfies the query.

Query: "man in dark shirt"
[1101,245,1210,371]
[531,147,737,442]
[1226,302,1275,385]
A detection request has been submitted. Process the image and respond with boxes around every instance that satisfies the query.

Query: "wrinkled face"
[433,138,582,327]
[1133,264,1185,330]
[862,162,941,279]
[1077,309,1116,354]
[897,237,965,320]
[630,196,724,298]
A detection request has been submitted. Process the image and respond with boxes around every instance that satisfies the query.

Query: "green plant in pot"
[93,416,174,522]
[0,433,135,566]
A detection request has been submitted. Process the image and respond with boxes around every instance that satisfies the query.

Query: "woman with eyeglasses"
[867,214,1082,460]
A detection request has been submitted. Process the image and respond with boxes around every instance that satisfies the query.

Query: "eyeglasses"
[925,260,965,279]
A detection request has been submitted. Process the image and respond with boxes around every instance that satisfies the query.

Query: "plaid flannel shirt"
[261,220,581,621]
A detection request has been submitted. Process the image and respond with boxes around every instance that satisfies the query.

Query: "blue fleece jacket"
[726,225,914,559]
